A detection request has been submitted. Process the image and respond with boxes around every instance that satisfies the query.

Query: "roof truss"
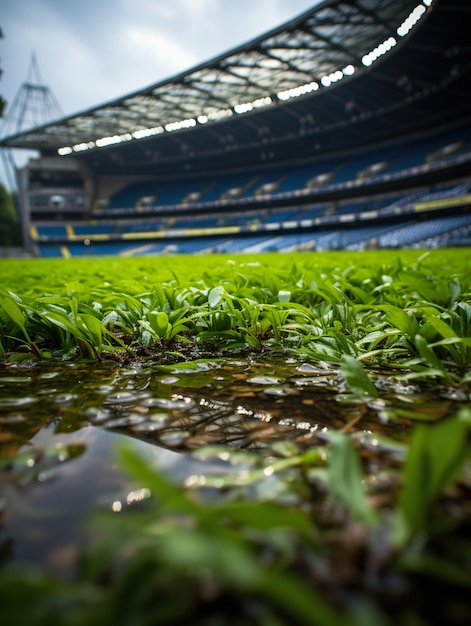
[0,0,425,152]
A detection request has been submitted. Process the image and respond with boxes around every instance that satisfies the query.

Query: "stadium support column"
[16,166,32,254]
[77,161,96,215]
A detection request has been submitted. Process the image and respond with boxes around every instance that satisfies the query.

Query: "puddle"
[0,356,467,577]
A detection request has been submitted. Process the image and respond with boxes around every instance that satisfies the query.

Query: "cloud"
[127,28,196,80]
[1,0,319,117]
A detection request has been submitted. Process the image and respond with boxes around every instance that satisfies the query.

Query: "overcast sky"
[1,0,319,122]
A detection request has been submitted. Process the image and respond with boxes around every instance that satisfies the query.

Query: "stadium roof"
[2,0,470,177]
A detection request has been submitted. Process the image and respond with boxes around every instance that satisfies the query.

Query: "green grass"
[1,249,471,625]
[1,250,471,385]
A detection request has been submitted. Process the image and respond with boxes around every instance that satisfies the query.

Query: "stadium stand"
[1,0,470,257]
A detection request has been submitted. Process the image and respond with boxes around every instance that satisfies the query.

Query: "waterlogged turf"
[1,250,471,379]
[1,249,471,625]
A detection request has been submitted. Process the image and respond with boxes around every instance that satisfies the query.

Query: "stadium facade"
[1,0,470,257]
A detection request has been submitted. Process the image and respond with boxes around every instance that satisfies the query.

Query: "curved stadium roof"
[1,0,470,177]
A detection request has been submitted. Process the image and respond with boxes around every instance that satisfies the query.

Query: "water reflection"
[0,357,467,576]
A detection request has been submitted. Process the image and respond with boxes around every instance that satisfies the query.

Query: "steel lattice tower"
[1,52,63,138]
[0,53,63,193]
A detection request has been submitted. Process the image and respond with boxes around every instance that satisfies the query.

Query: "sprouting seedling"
[399,410,470,538]
[340,354,378,401]
[0,293,42,358]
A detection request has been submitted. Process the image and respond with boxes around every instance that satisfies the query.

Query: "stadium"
[2,3,471,623]
[1,0,471,257]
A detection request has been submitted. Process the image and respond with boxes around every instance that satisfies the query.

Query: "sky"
[1,0,319,123]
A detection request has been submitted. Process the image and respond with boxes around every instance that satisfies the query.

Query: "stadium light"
[198,109,233,124]
[320,70,344,87]
[234,96,272,114]
[95,133,133,148]
[277,81,319,101]
[342,65,356,76]
[397,4,427,37]
[72,141,96,152]
[234,102,253,114]
[165,118,197,132]
[132,126,164,139]
[362,36,397,67]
